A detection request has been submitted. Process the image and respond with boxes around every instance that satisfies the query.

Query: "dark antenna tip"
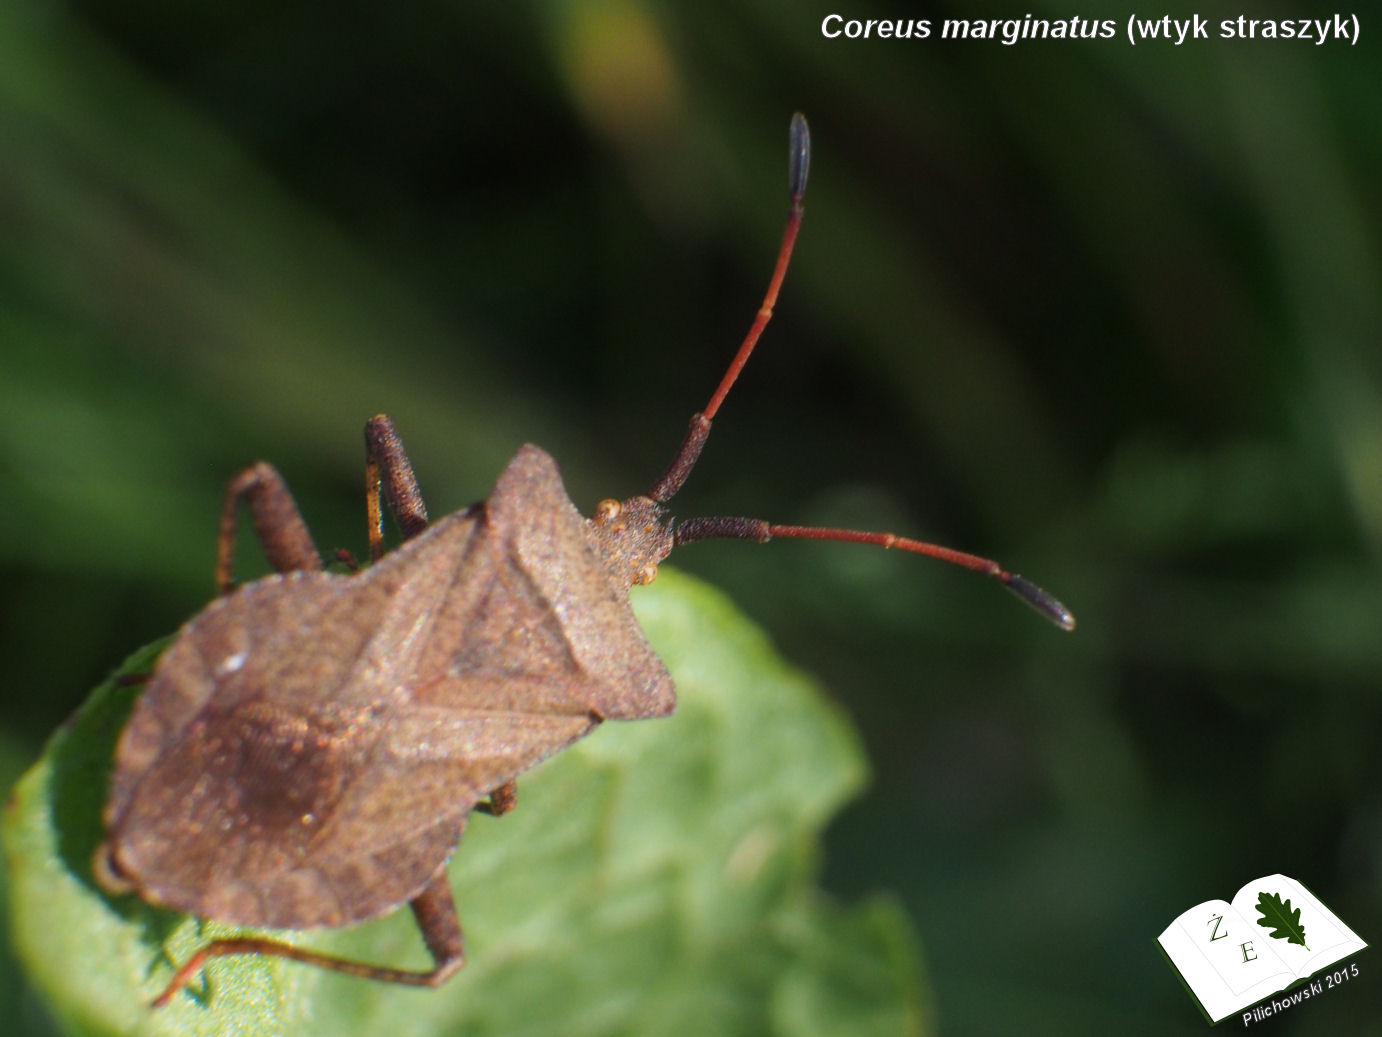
[1004,574,1077,631]
[788,113,811,198]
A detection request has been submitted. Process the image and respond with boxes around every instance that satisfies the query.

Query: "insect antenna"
[674,517,1075,630]
[648,112,810,505]
[648,112,1075,631]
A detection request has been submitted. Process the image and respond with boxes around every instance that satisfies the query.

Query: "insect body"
[96,114,1073,1008]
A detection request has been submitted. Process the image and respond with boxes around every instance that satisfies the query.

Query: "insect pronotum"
[95,113,1075,1009]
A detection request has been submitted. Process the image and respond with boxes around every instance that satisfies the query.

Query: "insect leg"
[215,463,322,593]
[474,780,517,817]
[364,414,430,561]
[150,870,466,1007]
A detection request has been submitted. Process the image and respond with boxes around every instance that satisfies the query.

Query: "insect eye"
[594,499,622,523]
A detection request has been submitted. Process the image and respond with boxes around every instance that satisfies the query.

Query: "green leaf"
[4,568,930,1036]
[1254,892,1309,951]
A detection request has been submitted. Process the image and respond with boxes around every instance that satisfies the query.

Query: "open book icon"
[1157,873,1367,1024]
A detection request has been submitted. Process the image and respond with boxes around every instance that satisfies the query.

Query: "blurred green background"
[2,0,1379,1033]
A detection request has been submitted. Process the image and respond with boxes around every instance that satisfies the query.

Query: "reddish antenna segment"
[674,518,1075,630]
[653,113,1075,631]
[648,114,810,504]
[702,111,810,423]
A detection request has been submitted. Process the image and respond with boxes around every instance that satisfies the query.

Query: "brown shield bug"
[95,113,1075,1008]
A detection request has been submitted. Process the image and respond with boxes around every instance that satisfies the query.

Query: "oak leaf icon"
[1255,891,1310,951]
